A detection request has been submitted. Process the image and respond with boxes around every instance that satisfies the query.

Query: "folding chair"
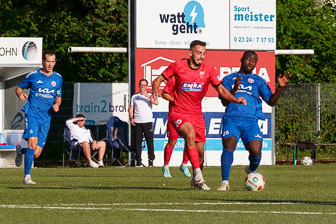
[104,116,133,166]
[63,127,98,167]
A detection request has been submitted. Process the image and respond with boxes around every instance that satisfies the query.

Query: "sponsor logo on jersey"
[36,80,43,84]
[248,78,254,83]
[51,81,56,87]
[181,82,203,91]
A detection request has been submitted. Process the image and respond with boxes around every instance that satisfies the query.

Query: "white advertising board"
[73,83,129,125]
[136,0,230,49]
[0,37,42,64]
[135,0,275,50]
[230,0,276,50]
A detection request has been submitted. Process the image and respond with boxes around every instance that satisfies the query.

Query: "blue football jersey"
[18,69,63,120]
[222,72,272,120]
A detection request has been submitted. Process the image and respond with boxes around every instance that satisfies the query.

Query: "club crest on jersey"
[181,82,203,91]
[199,71,205,78]
[51,81,56,87]
[248,78,254,83]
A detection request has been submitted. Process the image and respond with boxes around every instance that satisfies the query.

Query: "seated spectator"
[66,114,106,168]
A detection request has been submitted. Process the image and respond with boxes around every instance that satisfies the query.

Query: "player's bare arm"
[15,87,28,101]
[152,75,166,99]
[216,84,247,106]
[52,96,62,112]
[162,92,175,102]
[267,71,290,106]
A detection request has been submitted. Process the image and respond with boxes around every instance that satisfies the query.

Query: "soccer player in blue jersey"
[217,50,289,191]
[15,50,63,184]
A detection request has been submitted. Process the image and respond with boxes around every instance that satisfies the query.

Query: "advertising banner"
[136,0,275,50]
[136,0,229,49]
[230,0,276,50]
[73,83,129,124]
[0,37,42,64]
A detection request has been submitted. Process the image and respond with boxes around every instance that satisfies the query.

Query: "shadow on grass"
[8,185,187,191]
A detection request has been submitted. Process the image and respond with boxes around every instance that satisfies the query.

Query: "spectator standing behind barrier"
[129,79,158,167]
[15,50,62,185]
[66,114,106,168]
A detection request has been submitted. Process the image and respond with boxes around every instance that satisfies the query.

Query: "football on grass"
[244,172,265,191]
[301,156,313,166]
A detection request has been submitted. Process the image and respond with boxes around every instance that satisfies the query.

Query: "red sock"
[185,147,200,169]
[182,149,189,164]
[164,144,173,165]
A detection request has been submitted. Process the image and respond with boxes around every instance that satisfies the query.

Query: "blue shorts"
[220,116,262,146]
[23,114,51,149]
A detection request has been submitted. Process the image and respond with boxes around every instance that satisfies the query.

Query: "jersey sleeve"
[18,72,34,89]
[162,62,177,80]
[209,66,222,87]
[56,76,63,97]
[259,78,273,102]
[130,94,135,106]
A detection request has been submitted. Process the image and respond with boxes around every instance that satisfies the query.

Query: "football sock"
[221,148,234,181]
[164,144,173,166]
[24,148,34,175]
[182,149,189,165]
[249,153,262,172]
[193,168,203,182]
[185,147,200,169]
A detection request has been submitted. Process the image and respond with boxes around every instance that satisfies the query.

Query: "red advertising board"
[135,49,275,96]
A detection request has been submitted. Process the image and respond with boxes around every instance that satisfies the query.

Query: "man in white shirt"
[66,114,106,168]
[129,79,158,167]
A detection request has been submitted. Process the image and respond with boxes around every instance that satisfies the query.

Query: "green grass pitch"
[0,164,335,224]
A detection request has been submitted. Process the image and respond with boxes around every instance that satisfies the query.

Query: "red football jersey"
[163,77,176,112]
[162,59,221,115]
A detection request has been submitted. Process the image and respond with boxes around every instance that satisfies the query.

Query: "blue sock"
[249,153,262,172]
[24,148,34,175]
[221,148,234,181]
[21,147,27,154]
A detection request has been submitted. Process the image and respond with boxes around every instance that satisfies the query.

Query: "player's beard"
[190,57,202,69]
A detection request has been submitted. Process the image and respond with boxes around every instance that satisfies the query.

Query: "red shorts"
[169,111,206,143]
[167,117,179,141]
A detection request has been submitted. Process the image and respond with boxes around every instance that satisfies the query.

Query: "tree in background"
[1,0,335,83]
[276,0,336,83]
[0,0,128,82]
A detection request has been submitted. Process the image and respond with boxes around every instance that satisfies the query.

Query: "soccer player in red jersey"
[152,40,246,190]
[161,77,191,178]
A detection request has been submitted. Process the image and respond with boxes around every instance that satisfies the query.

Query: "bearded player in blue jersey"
[217,50,289,191]
[15,50,62,184]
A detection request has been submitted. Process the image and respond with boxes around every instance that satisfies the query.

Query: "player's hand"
[131,119,136,126]
[233,75,242,92]
[278,71,290,88]
[235,96,247,106]
[52,104,60,112]
[18,93,28,101]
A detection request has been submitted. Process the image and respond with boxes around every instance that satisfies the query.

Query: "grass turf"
[0,164,335,224]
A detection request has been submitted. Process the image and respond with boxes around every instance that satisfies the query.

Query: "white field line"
[0,204,335,215]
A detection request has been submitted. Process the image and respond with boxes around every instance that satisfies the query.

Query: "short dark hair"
[242,50,258,60]
[76,114,86,118]
[139,79,148,85]
[189,40,206,50]
[42,50,56,60]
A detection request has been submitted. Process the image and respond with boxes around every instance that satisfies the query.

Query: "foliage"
[0,0,128,82]
[276,0,336,83]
